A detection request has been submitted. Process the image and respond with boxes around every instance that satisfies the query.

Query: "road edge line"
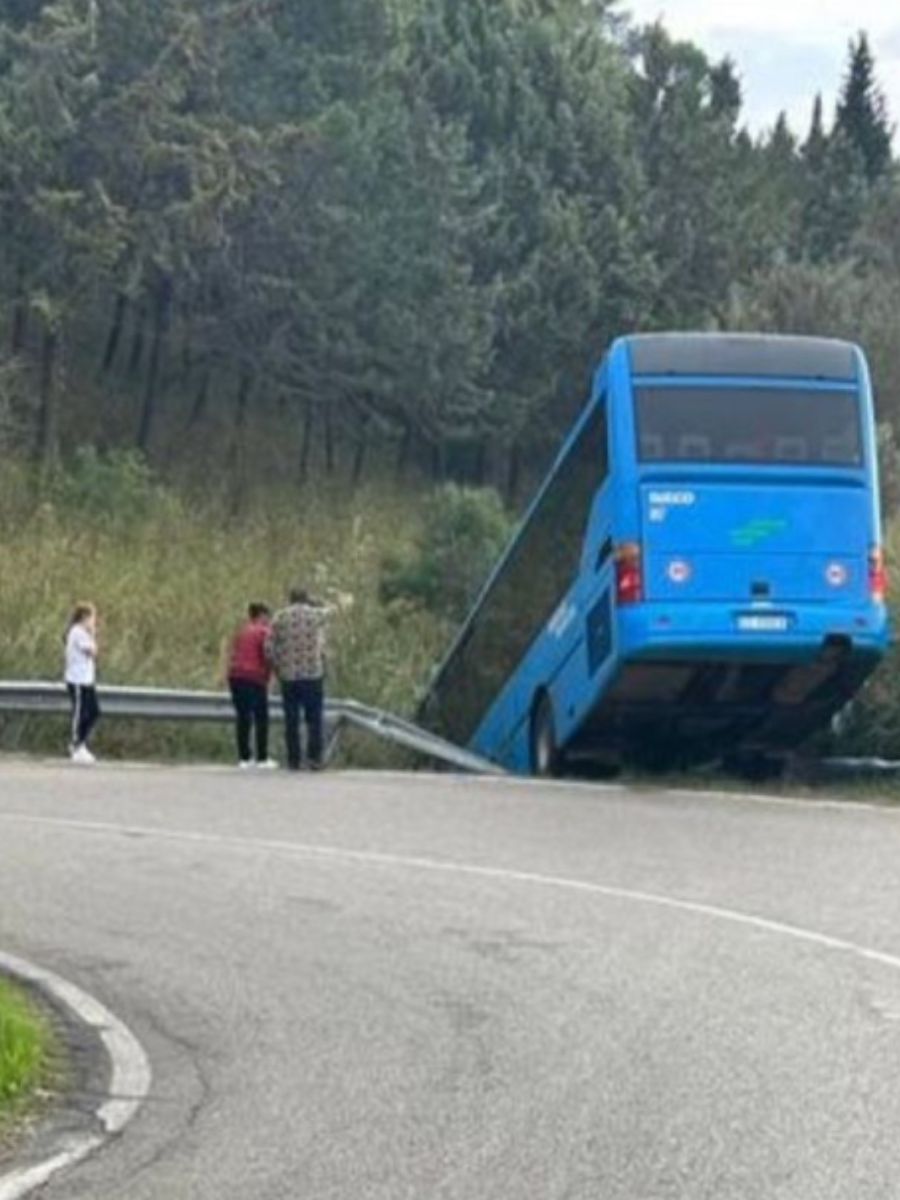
[0,951,151,1200]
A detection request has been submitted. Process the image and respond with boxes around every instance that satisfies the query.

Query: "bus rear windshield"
[636,387,862,466]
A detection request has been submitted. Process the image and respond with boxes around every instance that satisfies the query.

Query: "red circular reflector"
[668,560,691,585]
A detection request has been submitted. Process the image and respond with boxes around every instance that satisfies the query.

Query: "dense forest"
[0,0,897,502]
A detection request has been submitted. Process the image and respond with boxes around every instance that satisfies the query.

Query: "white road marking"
[2,811,900,976]
[0,1142,104,1200]
[0,950,152,1200]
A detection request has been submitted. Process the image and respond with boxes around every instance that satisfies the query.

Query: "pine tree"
[802,94,828,172]
[799,95,834,262]
[834,33,893,185]
[0,0,130,465]
[407,0,654,490]
[629,23,751,325]
[798,77,875,262]
[3,0,900,490]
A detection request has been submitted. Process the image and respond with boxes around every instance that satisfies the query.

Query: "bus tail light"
[615,543,643,606]
[869,547,888,604]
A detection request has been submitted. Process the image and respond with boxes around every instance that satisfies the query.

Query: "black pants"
[281,678,324,770]
[229,679,270,763]
[67,684,100,748]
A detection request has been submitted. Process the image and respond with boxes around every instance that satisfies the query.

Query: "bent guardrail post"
[0,681,501,775]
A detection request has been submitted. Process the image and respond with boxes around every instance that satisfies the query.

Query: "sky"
[622,1,900,142]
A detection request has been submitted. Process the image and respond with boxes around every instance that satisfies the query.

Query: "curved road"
[2,762,900,1198]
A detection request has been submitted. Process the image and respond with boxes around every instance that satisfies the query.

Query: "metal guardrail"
[794,756,900,780]
[0,681,502,776]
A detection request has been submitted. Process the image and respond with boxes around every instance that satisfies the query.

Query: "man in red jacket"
[226,603,275,769]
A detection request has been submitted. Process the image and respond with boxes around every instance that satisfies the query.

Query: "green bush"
[53,447,174,529]
[380,484,514,623]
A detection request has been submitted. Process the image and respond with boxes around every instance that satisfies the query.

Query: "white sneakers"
[70,745,96,766]
[238,759,279,770]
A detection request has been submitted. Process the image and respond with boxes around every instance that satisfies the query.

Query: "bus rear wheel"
[530,694,561,778]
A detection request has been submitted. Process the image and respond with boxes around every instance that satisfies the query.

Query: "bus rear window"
[636,387,862,466]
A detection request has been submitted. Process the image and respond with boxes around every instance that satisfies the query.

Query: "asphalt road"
[2,762,900,1199]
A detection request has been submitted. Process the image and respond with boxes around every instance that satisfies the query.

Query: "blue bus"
[420,333,890,777]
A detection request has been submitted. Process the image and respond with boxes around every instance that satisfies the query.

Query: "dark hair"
[289,587,311,605]
[248,603,270,620]
[65,603,95,641]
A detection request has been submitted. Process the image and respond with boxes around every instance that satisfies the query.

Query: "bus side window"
[678,434,711,459]
[775,436,808,461]
[640,433,664,460]
[822,435,852,462]
[426,400,608,746]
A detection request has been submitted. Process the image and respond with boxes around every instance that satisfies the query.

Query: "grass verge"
[0,975,58,1150]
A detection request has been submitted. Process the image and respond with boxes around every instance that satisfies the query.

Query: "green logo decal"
[730,518,788,549]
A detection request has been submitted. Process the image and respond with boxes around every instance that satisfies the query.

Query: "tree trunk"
[34,324,59,469]
[127,302,147,376]
[473,440,487,487]
[299,400,314,484]
[100,293,128,375]
[324,405,336,475]
[228,366,253,514]
[10,265,27,354]
[186,369,212,429]
[395,417,413,481]
[179,308,194,388]
[431,440,446,483]
[235,369,251,431]
[505,444,521,506]
[136,277,173,453]
[351,414,370,489]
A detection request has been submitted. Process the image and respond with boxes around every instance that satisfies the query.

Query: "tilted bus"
[420,333,891,777]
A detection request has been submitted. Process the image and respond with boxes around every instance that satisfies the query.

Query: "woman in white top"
[64,603,101,764]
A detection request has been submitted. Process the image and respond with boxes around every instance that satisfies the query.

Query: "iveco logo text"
[648,491,696,507]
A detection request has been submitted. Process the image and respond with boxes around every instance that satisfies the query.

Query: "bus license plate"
[737,614,791,633]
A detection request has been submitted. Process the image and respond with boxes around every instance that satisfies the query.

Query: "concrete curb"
[0,951,151,1200]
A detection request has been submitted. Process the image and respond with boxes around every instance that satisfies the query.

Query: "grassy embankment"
[1,452,899,769]
[0,976,56,1147]
[0,459,449,764]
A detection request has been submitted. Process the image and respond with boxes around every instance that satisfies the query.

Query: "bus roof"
[624,333,858,382]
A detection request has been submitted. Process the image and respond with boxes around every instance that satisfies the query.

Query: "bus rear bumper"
[619,602,890,663]
[566,604,888,766]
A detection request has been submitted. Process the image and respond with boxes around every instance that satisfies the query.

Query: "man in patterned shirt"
[267,588,333,771]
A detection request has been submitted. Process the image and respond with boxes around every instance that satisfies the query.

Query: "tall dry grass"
[0,460,448,763]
